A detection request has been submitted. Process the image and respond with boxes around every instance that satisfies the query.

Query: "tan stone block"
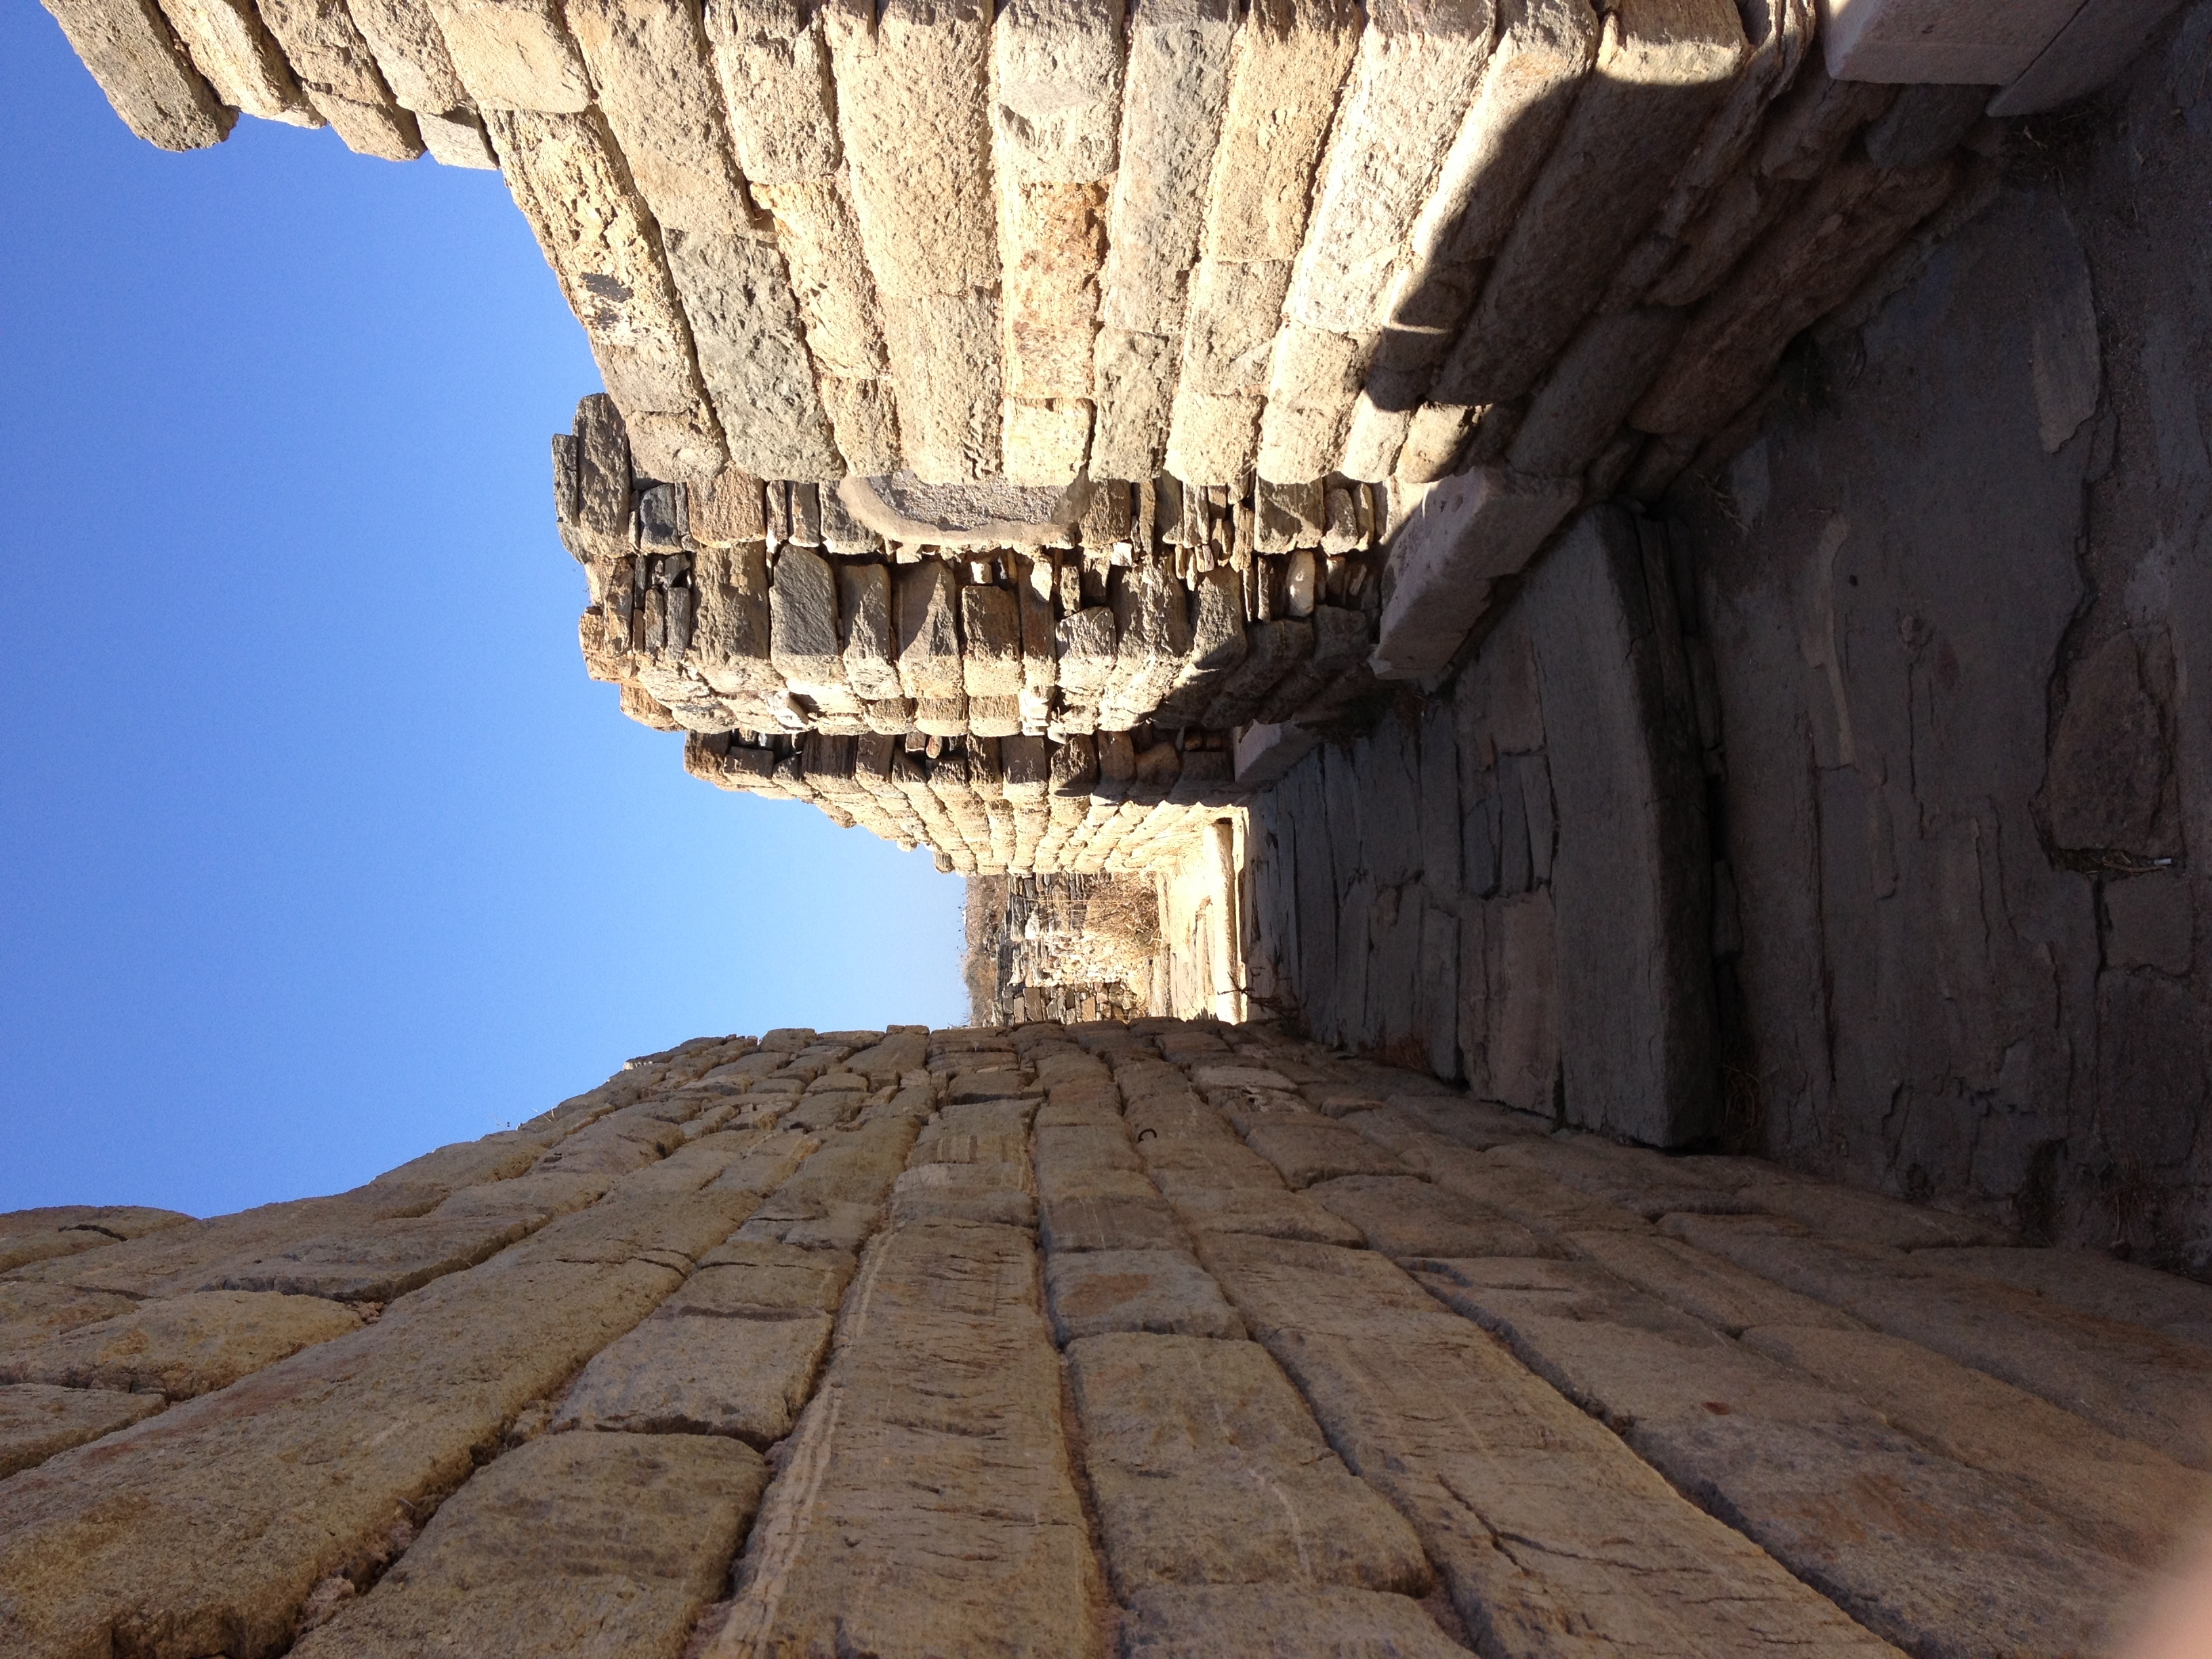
[45,0,236,150]
[1433,0,1747,405]
[707,1223,1104,1654]
[491,108,727,480]
[304,85,426,158]
[1256,322,1368,482]
[1096,0,1239,336]
[566,0,750,235]
[837,562,901,701]
[1284,0,1496,337]
[897,560,966,697]
[1044,1251,1245,1344]
[554,1307,834,1442]
[1166,388,1262,488]
[291,1432,766,1659]
[665,231,845,480]
[705,0,842,184]
[1122,1586,1469,1659]
[1002,180,1107,399]
[416,105,498,165]
[1055,604,1120,703]
[0,1385,163,1481]
[960,584,1025,696]
[425,0,592,110]
[1090,327,1179,480]
[881,288,1004,482]
[991,0,1125,184]
[0,1290,362,1399]
[1100,561,1194,728]
[826,0,997,298]
[1004,398,1093,487]
[158,0,319,123]
[1068,1331,1428,1594]
[1202,0,1361,264]
[820,375,902,474]
[344,0,466,112]
[1176,257,1291,396]
[0,1249,689,1659]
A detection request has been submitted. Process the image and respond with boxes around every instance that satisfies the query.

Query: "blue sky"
[0,13,966,1218]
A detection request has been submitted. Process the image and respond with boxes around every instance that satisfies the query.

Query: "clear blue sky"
[0,12,967,1219]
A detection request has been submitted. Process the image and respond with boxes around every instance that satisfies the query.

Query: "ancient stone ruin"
[18,0,2212,1652]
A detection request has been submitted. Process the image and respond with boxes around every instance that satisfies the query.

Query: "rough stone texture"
[426,0,592,111]
[41,0,237,150]
[0,1385,164,1481]
[706,1220,1106,1658]
[159,0,319,125]
[291,1431,767,1659]
[1044,1248,1246,1342]
[1068,1331,1431,1597]
[1120,1584,1471,1658]
[0,1291,364,1398]
[491,107,727,481]
[345,0,465,115]
[552,1305,834,1442]
[1435,0,1748,405]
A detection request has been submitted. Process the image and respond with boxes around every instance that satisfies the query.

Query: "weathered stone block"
[161,0,319,123]
[1044,1250,1246,1343]
[41,0,237,150]
[553,1307,835,1443]
[1370,466,1580,684]
[426,0,592,110]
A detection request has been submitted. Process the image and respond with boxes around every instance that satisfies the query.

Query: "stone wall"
[5,1018,2207,1656]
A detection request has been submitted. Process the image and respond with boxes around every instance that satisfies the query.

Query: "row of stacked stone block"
[684,725,1245,876]
[51,0,1980,506]
[556,396,1387,747]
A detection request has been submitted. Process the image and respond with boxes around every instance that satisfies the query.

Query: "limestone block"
[1822,0,2080,85]
[0,1385,163,1481]
[1090,327,1179,480]
[158,0,319,123]
[300,88,422,163]
[1002,180,1107,401]
[1601,0,1809,306]
[425,0,592,110]
[897,560,967,698]
[1153,567,1248,725]
[1284,0,1495,337]
[1046,1251,1244,1343]
[1307,1174,1555,1258]
[1200,617,1311,728]
[1917,1246,2212,1351]
[1507,306,1687,476]
[880,288,1005,483]
[0,1284,140,1353]
[0,1252,688,1659]
[1055,604,1120,703]
[1097,0,1240,336]
[0,1207,188,1274]
[691,468,769,544]
[1005,398,1093,487]
[827,0,998,298]
[1434,0,1747,405]
[0,1290,359,1398]
[1256,322,1370,483]
[664,231,846,480]
[43,0,236,150]
[990,0,1125,184]
[1122,1586,1469,1659]
[291,1432,766,1659]
[491,108,727,480]
[1250,602,1368,722]
[1370,466,1580,684]
[1633,156,1958,437]
[821,374,903,474]
[691,542,779,696]
[752,178,886,374]
[1067,1332,1431,1595]
[1176,258,1292,398]
[1525,508,1713,1145]
[204,1212,543,1300]
[1166,388,1264,488]
[554,1306,835,1442]
[417,105,498,165]
[1242,1120,1404,1188]
[705,0,842,183]
[1568,1227,1851,1336]
[1200,0,1361,268]
[257,0,426,154]
[1198,1238,1903,1656]
[572,392,634,553]
[339,0,462,117]
[1100,562,1194,727]
[1164,1186,1366,1246]
[571,0,745,228]
[1379,0,1599,367]
[707,1223,1105,1656]
[961,585,1025,696]
[837,563,901,701]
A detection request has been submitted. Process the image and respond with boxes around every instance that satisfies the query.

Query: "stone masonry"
[5,1017,2206,1657]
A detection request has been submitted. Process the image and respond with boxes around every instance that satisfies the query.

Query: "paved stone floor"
[3,1019,2208,1656]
